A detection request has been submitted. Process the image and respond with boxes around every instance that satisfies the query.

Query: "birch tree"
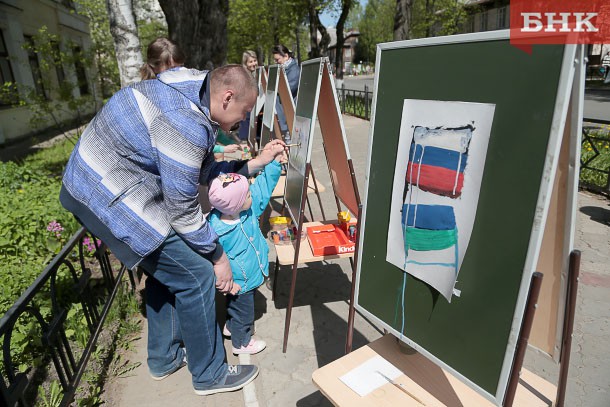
[106,0,143,87]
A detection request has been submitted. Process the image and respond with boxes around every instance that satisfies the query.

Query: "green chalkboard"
[354,31,576,404]
[284,59,322,223]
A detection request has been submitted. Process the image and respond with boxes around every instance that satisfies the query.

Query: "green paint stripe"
[405,227,457,251]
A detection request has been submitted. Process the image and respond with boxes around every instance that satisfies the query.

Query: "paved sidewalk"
[104,115,610,406]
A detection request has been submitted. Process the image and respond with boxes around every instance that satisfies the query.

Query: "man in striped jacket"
[60,64,286,395]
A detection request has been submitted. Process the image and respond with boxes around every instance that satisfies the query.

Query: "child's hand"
[229,283,241,295]
[274,150,288,164]
[223,144,242,154]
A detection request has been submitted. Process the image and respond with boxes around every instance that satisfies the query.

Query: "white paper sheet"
[339,355,403,397]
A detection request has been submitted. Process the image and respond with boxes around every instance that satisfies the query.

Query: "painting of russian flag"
[387,100,495,302]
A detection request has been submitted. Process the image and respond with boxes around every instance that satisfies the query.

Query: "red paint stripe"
[406,163,464,198]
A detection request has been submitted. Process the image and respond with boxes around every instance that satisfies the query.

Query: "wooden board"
[313,335,557,407]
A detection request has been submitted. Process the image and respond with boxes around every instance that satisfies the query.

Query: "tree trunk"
[316,12,330,56]
[394,0,413,41]
[158,0,228,70]
[308,2,320,58]
[334,0,353,80]
[106,0,143,87]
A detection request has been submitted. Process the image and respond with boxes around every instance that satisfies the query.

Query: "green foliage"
[356,0,395,64]
[73,0,121,98]
[227,0,308,64]
[1,137,142,406]
[411,0,468,38]
[38,380,62,407]
[580,130,610,190]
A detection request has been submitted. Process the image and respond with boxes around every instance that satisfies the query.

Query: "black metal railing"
[336,85,373,121]
[0,228,132,406]
[581,118,610,196]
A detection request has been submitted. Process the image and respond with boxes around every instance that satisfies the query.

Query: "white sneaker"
[232,338,266,355]
[223,324,231,337]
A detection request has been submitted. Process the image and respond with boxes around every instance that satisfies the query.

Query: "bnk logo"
[521,12,598,32]
[510,0,610,53]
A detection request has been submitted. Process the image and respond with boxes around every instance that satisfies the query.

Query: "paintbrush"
[376,371,425,405]
[260,142,300,151]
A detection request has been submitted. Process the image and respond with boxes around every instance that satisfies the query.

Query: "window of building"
[0,30,16,106]
[497,7,508,29]
[479,11,488,31]
[0,30,14,85]
[24,36,47,98]
[72,46,89,95]
[51,41,66,86]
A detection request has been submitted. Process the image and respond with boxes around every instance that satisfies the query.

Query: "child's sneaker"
[232,338,266,355]
[223,324,231,338]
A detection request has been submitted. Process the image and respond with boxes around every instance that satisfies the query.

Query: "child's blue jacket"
[208,161,282,294]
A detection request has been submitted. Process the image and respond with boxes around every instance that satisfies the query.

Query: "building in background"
[326,27,360,75]
[0,0,98,146]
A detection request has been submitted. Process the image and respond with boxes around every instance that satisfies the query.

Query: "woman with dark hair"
[272,45,300,140]
[140,37,186,80]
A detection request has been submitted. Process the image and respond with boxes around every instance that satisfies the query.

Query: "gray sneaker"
[194,365,259,396]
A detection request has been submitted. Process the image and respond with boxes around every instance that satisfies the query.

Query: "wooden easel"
[275,64,326,222]
[274,58,361,353]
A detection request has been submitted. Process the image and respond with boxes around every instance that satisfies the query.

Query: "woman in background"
[239,50,259,142]
[272,45,300,141]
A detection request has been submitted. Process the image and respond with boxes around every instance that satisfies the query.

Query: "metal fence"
[581,118,610,196]
[0,228,132,406]
[336,85,373,121]
[335,87,610,196]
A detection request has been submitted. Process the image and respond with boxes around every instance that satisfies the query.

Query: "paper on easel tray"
[339,355,402,397]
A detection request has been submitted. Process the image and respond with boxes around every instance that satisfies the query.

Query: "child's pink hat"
[208,173,250,215]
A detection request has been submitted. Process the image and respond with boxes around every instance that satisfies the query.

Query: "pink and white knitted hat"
[208,173,250,215]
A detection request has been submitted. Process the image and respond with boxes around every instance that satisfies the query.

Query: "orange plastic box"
[307,224,355,256]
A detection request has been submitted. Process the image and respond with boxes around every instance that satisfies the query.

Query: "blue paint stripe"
[402,204,456,230]
[409,144,467,172]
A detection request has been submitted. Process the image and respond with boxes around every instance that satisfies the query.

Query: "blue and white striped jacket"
[62,68,242,262]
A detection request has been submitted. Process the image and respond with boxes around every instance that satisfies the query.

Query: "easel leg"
[272,256,280,301]
[282,261,299,353]
[345,257,356,354]
[556,250,581,407]
[504,272,544,406]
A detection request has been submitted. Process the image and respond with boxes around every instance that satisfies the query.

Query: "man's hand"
[213,252,234,294]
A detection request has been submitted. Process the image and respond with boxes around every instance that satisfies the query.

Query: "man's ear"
[222,90,234,107]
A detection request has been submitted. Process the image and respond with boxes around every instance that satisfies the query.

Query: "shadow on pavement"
[270,261,350,309]
[579,205,610,226]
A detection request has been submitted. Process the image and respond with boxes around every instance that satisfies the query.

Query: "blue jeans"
[226,290,255,348]
[140,232,227,389]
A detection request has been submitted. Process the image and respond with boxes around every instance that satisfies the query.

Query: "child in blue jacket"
[208,148,286,355]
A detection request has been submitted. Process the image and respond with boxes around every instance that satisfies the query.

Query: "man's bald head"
[208,65,258,132]
[210,64,257,101]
